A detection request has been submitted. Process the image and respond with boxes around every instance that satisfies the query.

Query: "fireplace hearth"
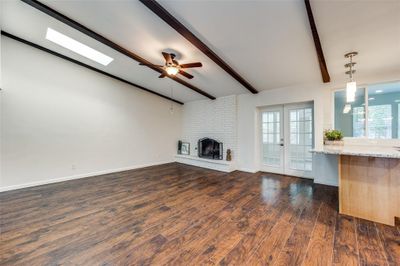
[198,138,223,160]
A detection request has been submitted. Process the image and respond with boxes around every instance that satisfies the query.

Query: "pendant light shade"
[346,81,356,103]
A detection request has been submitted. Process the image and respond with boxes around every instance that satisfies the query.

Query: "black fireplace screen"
[198,138,223,160]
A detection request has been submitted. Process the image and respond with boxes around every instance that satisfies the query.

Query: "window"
[262,111,281,167]
[368,105,392,139]
[335,88,365,137]
[334,81,400,139]
[352,107,365,137]
[288,108,313,171]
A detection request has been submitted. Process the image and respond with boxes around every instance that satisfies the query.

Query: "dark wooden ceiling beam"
[139,0,259,94]
[1,31,184,105]
[304,0,330,83]
[20,0,216,100]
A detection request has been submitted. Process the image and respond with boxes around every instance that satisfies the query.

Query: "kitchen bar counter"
[311,144,400,158]
[312,145,400,226]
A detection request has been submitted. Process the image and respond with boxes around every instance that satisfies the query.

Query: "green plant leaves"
[324,129,343,141]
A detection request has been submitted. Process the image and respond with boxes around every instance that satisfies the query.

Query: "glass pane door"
[259,102,314,178]
[261,107,284,174]
[285,104,313,177]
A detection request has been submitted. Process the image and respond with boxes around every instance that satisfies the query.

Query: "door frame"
[258,101,314,178]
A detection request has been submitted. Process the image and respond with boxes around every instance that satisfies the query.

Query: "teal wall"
[334,90,365,137]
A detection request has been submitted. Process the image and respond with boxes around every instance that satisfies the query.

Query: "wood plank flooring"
[0,163,399,265]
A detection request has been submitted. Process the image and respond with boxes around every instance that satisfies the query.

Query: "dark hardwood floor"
[0,163,399,265]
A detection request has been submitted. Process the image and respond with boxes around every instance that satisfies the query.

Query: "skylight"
[45,28,113,66]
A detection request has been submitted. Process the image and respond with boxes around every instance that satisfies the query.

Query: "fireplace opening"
[198,138,223,160]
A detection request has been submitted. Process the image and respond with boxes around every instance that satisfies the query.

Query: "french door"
[260,102,313,178]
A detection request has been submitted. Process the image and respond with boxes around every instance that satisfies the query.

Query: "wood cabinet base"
[339,155,400,226]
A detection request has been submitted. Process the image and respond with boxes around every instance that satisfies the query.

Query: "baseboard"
[239,168,338,187]
[314,179,338,187]
[237,168,258,173]
[0,161,173,192]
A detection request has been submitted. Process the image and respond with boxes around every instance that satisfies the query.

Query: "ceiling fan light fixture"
[165,66,179,76]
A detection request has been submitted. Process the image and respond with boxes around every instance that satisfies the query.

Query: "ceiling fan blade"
[180,62,202,68]
[158,73,166,78]
[179,70,194,79]
[162,52,173,64]
[139,62,162,67]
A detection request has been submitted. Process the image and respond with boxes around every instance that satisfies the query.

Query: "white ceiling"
[312,0,400,85]
[159,0,322,90]
[2,0,399,103]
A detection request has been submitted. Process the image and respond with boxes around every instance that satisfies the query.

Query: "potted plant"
[324,129,344,145]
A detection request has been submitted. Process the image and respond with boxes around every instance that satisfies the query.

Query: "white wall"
[1,2,3,190]
[181,95,237,160]
[0,1,2,89]
[0,37,183,191]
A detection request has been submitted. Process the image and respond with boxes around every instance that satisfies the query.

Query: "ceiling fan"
[140,52,202,79]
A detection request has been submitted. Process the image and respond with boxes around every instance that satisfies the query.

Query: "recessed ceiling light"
[368,97,375,101]
[375,90,383,93]
[46,28,113,66]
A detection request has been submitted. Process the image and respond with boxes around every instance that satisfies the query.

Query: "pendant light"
[344,52,358,103]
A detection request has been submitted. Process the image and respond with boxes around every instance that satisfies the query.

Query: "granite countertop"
[311,145,400,159]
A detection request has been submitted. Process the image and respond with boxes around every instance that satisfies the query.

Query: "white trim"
[314,179,338,187]
[365,85,369,137]
[237,167,258,173]
[0,161,173,192]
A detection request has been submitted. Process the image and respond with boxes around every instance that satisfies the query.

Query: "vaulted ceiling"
[2,0,399,103]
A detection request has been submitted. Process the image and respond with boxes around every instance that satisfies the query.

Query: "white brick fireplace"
[177,95,237,172]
